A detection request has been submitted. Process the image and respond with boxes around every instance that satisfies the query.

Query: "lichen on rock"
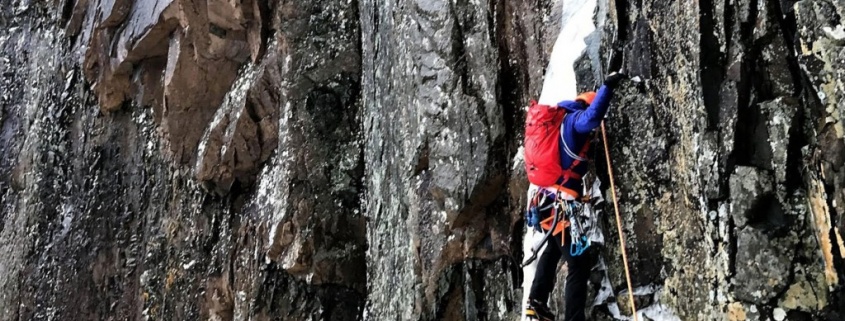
[1,0,844,320]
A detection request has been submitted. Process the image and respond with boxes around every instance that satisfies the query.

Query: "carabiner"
[569,235,591,256]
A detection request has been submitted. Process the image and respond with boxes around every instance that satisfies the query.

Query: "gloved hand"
[603,72,627,88]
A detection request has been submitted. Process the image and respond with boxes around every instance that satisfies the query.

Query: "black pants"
[529,228,592,321]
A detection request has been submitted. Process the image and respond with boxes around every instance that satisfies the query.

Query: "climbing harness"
[521,187,593,267]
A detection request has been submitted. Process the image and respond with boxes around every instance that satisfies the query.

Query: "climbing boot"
[525,298,555,321]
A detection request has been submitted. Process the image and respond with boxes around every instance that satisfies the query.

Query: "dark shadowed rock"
[730,166,774,228]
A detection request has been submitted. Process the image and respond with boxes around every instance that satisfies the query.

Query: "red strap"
[559,137,592,186]
[563,171,582,180]
[569,138,592,169]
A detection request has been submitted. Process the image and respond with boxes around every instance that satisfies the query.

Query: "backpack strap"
[558,134,592,186]
[566,138,592,172]
[561,131,588,162]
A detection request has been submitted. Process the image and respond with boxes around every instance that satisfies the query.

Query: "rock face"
[734,226,793,303]
[590,0,845,319]
[0,1,844,321]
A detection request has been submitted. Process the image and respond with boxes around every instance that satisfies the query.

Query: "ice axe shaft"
[521,207,560,267]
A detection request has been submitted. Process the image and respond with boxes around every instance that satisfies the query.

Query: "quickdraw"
[565,201,591,256]
[522,188,591,268]
[570,235,591,256]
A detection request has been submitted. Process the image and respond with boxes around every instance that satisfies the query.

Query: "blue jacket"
[555,85,614,195]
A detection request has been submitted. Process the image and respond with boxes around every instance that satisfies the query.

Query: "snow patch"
[182,260,197,270]
[538,0,598,106]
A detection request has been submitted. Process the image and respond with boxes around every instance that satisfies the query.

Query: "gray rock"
[730,166,774,228]
[760,98,799,184]
[733,227,793,304]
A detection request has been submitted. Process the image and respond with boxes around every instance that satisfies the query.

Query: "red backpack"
[523,100,593,189]
[524,100,566,187]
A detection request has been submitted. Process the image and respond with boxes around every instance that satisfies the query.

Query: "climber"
[522,71,626,321]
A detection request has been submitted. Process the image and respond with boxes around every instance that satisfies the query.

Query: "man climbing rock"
[522,72,626,321]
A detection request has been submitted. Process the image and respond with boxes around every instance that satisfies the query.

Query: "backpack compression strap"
[557,137,592,186]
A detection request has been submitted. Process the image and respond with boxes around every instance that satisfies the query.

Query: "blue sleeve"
[572,85,614,133]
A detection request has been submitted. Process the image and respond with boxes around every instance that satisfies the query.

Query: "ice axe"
[521,203,561,268]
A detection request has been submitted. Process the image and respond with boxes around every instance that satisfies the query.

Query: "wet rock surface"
[1,0,844,321]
